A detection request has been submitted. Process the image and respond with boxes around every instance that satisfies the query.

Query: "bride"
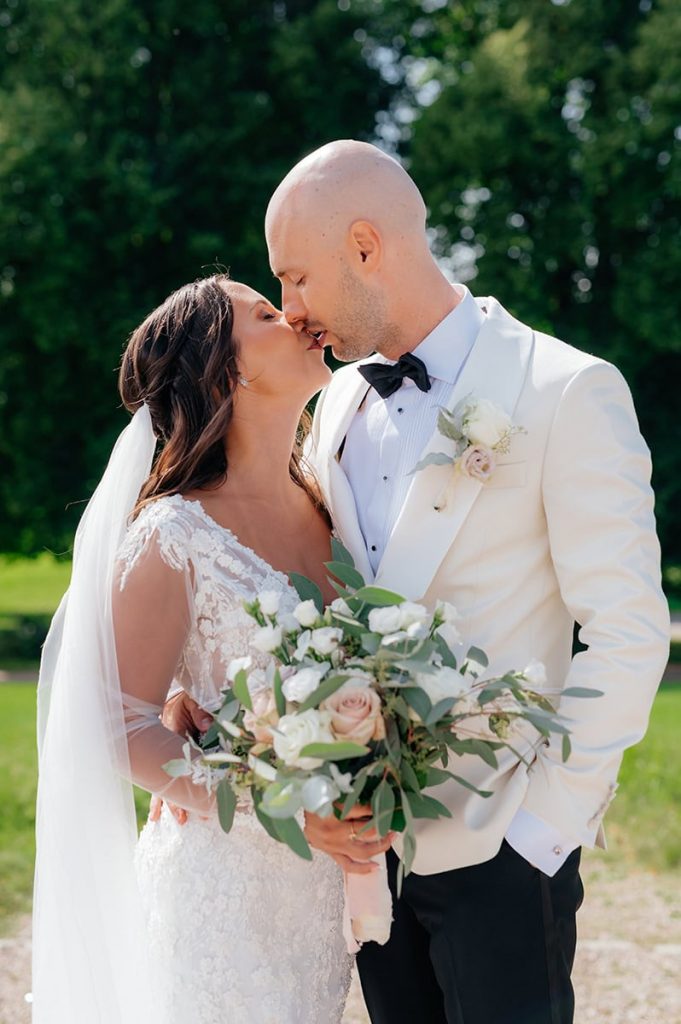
[32,273,389,1023]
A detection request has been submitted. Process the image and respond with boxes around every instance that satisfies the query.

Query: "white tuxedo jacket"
[307,296,670,875]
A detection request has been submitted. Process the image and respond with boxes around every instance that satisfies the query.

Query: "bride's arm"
[112,533,216,816]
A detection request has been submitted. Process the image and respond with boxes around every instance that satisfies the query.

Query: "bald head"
[265,140,453,362]
[266,140,427,252]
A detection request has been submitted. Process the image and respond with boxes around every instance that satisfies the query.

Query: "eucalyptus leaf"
[330,537,356,568]
[360,632,381,655]
[405,790,452,820]
[465,646,489,669]
[561,686,604,699]
[410,451,454,474]
[297,674,350,713]
[353,586,405,607]
[271,815,313,861]
[273,667,286,717]
[433,633,458,669]
[216,778,237,832]
[399,758,421,792]
[426,697,456,725]
[426,765,455,787]
[402,686,432,723]
[289,572,324,613]
[562,733,572,763]
[163,758,190,778]
[232,668,252,712]
[325,560,365,590]
[298,741,371,761]
[447,772,493,797]
[371,779,396,838]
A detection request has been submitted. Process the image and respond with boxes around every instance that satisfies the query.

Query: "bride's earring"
[239,376,249,387]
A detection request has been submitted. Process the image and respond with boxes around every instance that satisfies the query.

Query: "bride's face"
[227,282,331,399]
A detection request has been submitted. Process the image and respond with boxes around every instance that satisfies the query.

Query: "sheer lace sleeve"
[112,505,215,815]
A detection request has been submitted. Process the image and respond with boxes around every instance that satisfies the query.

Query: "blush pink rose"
[459,444,496,481]
[322,684,386,745]
[243,689,279,743]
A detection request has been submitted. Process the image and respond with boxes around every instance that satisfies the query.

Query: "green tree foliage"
[0,0,398,554]
[407,0,680,562]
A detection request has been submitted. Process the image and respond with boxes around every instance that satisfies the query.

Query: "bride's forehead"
[227,282,265,307]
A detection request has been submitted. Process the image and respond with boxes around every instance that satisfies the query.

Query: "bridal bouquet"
[165,540,593,950]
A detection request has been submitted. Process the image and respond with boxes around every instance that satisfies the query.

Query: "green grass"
[1,682,679,936]
[0,554,71,616]
[0,682,150,937]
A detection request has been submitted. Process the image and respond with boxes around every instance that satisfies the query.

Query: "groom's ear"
[349,220,382,270]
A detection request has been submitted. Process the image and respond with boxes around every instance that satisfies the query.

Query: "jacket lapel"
[313,364,376,583]
[374,299,534,599]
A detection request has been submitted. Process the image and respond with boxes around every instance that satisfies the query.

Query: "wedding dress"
[115,493,352,1024]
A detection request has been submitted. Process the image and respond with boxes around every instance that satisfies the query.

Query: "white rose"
[368,606,403,635]
[294,630,312,660]
[405,620,429,640]
[435,621,462,649]
[417,666,465,707]
[398,602,429,629]
[310,627,343,656]
[278,612,301,633]
[258,590,281,616]
[252,624,282,653]
[282,666,328,703]
[462,398,512,448]
[523,659,547,687]
[226,655,252,682]
[300,775,340,817]
[272,709,334,769]
[330,597,352,617]
[436,600,461,625]
[381,630,409,646]
[294,600,320,628]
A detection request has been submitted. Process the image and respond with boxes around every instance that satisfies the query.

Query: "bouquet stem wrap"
[342,853,393,954]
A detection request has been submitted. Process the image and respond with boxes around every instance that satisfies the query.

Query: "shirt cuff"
[505,807,578,877]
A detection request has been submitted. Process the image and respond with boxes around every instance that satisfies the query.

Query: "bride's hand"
[148,691,213,826]
[303,805,395,874]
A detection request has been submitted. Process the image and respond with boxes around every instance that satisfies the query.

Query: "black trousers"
[357,842,583,1024]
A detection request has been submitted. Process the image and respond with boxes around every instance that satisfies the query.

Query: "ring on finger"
[349,824,358,843]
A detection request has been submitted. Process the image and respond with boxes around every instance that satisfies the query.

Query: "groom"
[261,141,669,1024]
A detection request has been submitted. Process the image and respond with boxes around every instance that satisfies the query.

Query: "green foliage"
[407,0,681,561]
[0,0,399,556]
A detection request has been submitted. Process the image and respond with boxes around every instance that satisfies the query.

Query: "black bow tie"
[358,353,431,400]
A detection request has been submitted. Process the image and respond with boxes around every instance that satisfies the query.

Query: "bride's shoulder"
[116,494,196,585]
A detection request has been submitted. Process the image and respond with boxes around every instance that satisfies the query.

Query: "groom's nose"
[282,287,308,330]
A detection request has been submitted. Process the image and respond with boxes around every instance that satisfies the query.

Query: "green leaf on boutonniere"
[437,409,464,442]
[410,451,453,475]
[232,668,252,711]
[289,572,324,613]
[330,538,356,568]
[324,560,365,591]
[216,778,237,833]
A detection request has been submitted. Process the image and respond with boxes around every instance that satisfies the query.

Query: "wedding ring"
[349,824,358,843]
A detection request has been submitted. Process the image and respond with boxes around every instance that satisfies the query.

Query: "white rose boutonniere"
[412,392,526,510]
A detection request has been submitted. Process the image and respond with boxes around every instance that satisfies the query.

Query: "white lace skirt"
[135,805,352,1024]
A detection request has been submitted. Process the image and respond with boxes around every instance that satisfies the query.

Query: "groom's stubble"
[330,263,403,363]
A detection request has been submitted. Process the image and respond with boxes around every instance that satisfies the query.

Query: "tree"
[0,0,399,553]
[407,0,681,563]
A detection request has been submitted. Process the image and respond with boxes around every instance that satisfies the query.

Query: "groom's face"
[267,217,386,363]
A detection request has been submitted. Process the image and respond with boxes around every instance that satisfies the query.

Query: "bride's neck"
[222,402,305,503]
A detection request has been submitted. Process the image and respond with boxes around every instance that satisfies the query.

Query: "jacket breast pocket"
[483,461,527,489]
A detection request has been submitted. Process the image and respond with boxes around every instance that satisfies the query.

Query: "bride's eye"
[261,311,276,320]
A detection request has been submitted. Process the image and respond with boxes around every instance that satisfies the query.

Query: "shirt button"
[382,475,388,481]
[552,846,563,856]
[397,407,404,414]
[370,545,377,552]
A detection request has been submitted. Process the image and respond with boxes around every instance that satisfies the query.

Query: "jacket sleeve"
[523,360,670,846]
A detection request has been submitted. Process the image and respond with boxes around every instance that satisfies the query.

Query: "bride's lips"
[305,329,327,351]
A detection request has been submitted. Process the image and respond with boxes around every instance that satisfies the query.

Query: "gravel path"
[3,855,680,1024]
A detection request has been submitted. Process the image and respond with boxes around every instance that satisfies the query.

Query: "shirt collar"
[409,285,485,385]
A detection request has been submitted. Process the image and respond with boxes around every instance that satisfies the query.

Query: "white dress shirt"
[341,284,576,877]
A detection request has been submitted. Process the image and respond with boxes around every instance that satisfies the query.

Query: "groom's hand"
[304,805,394,874]
[148,691,213,826]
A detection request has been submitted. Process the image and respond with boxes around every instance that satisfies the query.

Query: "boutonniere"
[412,393,526,511]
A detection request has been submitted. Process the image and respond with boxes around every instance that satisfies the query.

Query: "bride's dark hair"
[119,272,319,515]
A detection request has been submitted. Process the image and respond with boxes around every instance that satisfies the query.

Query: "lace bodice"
[116,493,297,711]
[111,494,298,815]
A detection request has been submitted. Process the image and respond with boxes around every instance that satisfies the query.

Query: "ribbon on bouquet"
[342,853,394,954]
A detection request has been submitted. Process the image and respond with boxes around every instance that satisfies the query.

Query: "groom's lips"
[305,329,327,350]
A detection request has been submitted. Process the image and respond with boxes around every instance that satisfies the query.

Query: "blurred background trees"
[0,0,679,570]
